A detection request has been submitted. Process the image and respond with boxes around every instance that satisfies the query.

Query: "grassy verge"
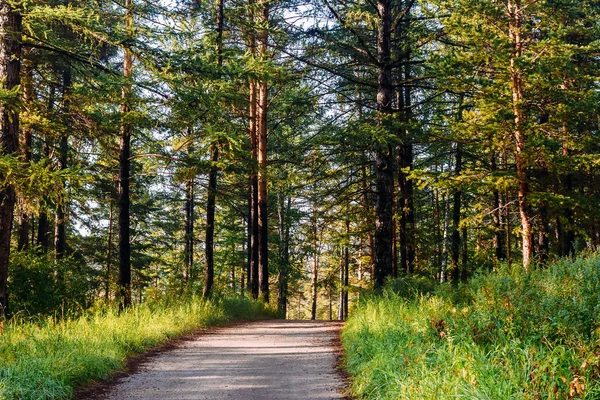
[0,296,274,400]
[342,256,600,399]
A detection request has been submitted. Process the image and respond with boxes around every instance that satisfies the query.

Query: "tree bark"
[509,0,532,270]
[37,87,55,252]
[277,193,290,317]
[343,220,349,320]
[16,60,33,251]
[450,143,462,279]
[247,0,259,299]
[203,0,224,299]
[249,84,259,299]
[310,251,318,320]
[373,0,394,290]
[184,176,194,283]
[0,0,21,317]
[117,0,134,308]
[106,201,114,301]
[491,153,505,264]
[55,67,71,261]
[257,0,269,303]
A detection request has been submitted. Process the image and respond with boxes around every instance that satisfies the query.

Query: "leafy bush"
[0,296,274,400]
[343,256,600,399]
[9,249,99,316]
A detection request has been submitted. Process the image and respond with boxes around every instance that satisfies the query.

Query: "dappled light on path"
[99,320,344,400]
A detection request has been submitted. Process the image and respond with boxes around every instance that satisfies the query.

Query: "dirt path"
[89,320,345,400]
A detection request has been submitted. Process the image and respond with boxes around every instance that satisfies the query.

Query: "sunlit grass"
[0,296,273,400]
[343,256,600,399]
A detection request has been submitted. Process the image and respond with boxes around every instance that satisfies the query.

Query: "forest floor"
[77,320,347,400]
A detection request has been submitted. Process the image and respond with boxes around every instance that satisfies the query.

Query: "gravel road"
[93,320,345,400]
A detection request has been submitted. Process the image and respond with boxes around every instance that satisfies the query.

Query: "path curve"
[91,320,345,400]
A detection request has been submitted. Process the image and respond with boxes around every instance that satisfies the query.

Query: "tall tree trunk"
[277,193,290,317]
[373,0,394,290]
[0,0,21,317]
[491,153,505,264]
[311,251,318,320]
[257,0,269,302]
[16,60,33,251]
[343,219,349,320]
[249,86,259,299]
[37,87,55,252]
[106,201,114,301]
[184,177,194,283]
[360,162,374,279]
[55,67,71,261]
[257,1,269,303]
[202,146,219,299]
[508,0,532,270]
[117,0,134,308]
[246,190,252,293]
[450,143,462,279]
[338,254,344,321]
[203,0,225,299]
[396,5,415,276]
[247,0,259,299]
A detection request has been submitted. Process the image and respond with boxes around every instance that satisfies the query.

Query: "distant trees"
[0,0,598,319]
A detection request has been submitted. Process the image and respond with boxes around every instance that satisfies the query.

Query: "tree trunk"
[246,191,252,293]
[396,8,415,276]
[257,0,269,302]
[106,201,114,301]
[203,145,217,298]
[311,251,318,320]
[343,220,349,320]
[491,153,505,264]
[450,143,462,279]
[277,193,290,317]
[117,0,134,308]
[247,0,259,299]
[249,94,259,299]
[203,0,225,299]
[373,0,394,290]
[16,60,33,251]
[338,252,344,321]
[508,0,532,270]
[55,67,71,261]
[37,88,55,252]
[184,177,194,283]
[0,0,21,317]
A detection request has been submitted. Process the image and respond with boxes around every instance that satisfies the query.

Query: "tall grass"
[342,256,600,399]
[0,296,273,400]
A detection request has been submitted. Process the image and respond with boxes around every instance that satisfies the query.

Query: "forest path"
[90,320,346,400]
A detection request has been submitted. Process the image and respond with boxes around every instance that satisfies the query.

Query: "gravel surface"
[96,320,345,400]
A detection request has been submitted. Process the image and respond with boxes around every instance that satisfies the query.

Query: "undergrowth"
[342,256,600,399]
[0,296,273,400]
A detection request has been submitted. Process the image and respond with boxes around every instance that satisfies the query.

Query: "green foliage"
[9,250,99,316]
[0,296,274,400]
[343,256,600,399]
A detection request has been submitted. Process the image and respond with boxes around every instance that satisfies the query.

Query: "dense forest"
[0,0,599,321]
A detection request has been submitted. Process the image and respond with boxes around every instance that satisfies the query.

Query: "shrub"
[343,255,600,399]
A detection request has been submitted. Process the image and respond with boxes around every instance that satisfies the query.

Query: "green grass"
[0,296,274,400]
[342,256,600,399]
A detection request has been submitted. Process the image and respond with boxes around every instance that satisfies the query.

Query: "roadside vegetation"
[0,297,273,400]
[342,255,600,399]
